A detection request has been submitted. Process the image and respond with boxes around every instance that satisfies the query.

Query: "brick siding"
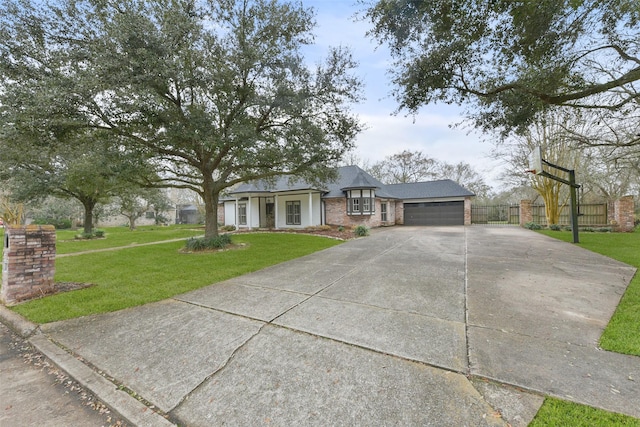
[2,225,56,305]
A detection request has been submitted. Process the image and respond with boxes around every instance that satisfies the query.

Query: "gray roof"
[385,180,475,199]
[231,175,316,193]
[227,166,474,200]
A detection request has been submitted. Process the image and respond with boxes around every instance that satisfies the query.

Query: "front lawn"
[539,229,640,356]
[55,225,205,254]
[11,232,342,323]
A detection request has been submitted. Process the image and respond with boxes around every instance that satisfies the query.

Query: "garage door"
[404,201,464,226]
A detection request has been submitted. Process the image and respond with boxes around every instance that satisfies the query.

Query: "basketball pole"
[537,160,580,244]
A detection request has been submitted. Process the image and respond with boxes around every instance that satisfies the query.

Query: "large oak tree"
[364,0,640,135]
[0,0,363,238]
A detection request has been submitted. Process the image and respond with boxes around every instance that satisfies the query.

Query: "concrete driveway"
[37,226,639,426]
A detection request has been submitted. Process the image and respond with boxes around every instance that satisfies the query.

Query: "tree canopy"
[0,0,364,237]
[0,127,154,233]
[364,0,640,135]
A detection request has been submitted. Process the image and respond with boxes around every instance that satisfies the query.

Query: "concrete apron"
[38,226,638,425]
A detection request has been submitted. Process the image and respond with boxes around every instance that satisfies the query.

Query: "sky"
[301,0,503,187]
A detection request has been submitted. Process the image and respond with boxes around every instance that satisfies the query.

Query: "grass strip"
[529,397,640,426]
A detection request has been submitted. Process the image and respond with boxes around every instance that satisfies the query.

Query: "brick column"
[520,200,533,226]
[1,225,56,306]
[613,196,635,232]
[464,197,472,225]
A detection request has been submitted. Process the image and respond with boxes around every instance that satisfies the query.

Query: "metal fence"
[471,204,520,225]
[472,203,608,226]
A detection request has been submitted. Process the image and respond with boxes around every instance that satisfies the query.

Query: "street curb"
[30,334,175,427]
[0,305,39,338]
[0,306,175,427]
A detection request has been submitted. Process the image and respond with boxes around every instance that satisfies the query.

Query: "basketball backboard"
[528,146,543,175]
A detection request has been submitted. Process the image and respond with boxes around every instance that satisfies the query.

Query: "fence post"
[519,200,533,226]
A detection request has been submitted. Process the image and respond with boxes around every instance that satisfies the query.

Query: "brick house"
[219,165,474,229]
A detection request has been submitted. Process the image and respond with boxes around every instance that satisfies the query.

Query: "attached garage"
[404,201,465,226]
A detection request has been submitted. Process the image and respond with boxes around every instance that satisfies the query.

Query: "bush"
[75,230,105,239]
[33,217,72,229]
[549,224,562,231]
[524,222,542,230]
[354,225,370,237]
[221,225,236,231]
[185,233,232,251]
[337,226,345,232]
[597,227,612,233]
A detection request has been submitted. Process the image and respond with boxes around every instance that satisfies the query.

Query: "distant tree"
[117,188,172,230]
[494,113,582,224]
[435,161,492,198]
[364,0,640,135]
[368,149,491,196]
[369,150,438,184]
[0,0,363,239]
[579,147,639,203]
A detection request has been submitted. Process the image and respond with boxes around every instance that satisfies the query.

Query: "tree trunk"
[128,215,136,231]
[81,199,96,234]
[202,177,219,239]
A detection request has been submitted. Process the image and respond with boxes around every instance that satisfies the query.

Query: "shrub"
[185,233,232,251]
[524,222,542,230]
[337,226,345,232]
[597,227,612,233]
[75,230,105,239]
[221,225,236,231]
[354,225,370,237]
[33,217,72,229]
[549,224,562,231]
[582,227,594,232]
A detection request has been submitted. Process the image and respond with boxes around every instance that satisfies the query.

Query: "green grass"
[530,397,640,426]
[539,228,640,356]
[10,232,342,323]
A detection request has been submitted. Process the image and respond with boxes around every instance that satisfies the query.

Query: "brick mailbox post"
[1,225,56,306]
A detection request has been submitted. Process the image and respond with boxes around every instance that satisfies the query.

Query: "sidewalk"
[0,322,125,426]
[1,226,639,426]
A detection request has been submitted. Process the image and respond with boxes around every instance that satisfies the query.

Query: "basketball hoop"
[527,146,543,175]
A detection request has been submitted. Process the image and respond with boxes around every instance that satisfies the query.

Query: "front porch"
[222,190,323,229]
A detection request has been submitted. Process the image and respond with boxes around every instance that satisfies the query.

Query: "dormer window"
[346,189,375,215]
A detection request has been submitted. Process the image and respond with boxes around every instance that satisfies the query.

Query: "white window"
[238,203,247,225]
[286,201,301,225]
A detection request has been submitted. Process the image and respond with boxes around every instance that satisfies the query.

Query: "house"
[218,165,474,229]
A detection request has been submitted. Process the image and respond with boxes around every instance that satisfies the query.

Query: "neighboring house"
[219,165,474,229]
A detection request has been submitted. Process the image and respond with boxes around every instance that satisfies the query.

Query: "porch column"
[235,197,239,227]
[247,195,252,228]
[308,191,313,226]
[274,194,279,229]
